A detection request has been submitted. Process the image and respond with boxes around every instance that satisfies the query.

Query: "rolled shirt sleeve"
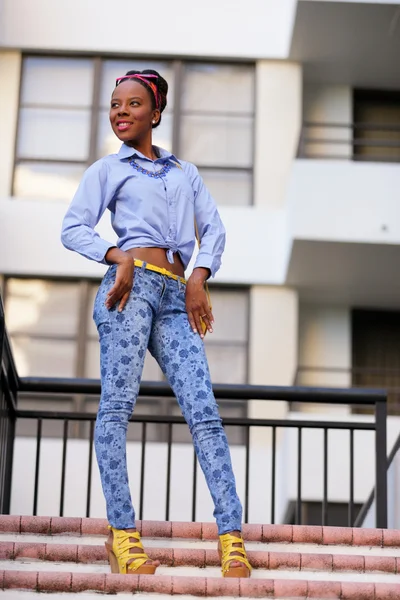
[61,159,115,264]
[184,163,226,278]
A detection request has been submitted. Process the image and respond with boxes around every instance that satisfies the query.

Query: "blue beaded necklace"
[129,158,172,179]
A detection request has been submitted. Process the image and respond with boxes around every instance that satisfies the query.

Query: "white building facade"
[2,0,400,527]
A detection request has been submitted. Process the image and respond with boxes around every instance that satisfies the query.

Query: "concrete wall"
[0,199,291,284]
[287,160,400,245]
[0,0,298,59]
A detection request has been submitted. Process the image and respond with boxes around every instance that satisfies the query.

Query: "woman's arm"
[183,163,226,337]
[189,165,226,279]
[61,159,116,264]
[103,247,134,312]
[61,159,134,312]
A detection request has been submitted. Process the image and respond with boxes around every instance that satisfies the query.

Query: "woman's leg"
[148,279,242,534]
[93,265,153,529]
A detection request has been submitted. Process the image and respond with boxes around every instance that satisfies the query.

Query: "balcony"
[298,122,400,163]
[284,121,400,306]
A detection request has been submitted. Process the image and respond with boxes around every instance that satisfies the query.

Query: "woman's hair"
[117,69,168,129]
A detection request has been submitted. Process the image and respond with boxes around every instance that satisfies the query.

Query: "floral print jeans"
[93,262,242,534]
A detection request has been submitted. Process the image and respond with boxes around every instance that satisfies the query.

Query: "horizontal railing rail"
[298,121,400,162]
[19,376,387,404]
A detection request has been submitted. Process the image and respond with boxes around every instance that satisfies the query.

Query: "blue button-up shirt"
[61,143,226,277]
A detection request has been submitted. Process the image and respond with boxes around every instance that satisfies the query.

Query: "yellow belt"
[134,259,186,285]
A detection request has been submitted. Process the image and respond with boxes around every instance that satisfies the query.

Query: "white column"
[247,286,298,523]
[0,51,21,198]
[249,286,298,420]
[254,61,302,209]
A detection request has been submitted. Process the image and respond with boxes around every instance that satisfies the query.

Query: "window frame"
[12,53,256,205]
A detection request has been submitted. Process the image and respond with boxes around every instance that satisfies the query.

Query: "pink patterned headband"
[115,74,159,109]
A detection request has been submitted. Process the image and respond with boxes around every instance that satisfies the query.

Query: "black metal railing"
[14,377,388,528]
[0,304,389,528]
[298,122,400,162]
[0,297,17,514]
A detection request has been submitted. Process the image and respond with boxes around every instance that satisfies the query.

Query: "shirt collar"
[117,143,179,163]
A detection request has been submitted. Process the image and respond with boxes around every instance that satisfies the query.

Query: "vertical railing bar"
[322,428,328,526]
[349,429,354,526]
[375,399,388,529]
[0,408,5,511]
[191,446,197,522]
[139,422,147,521]
[165,423,173,522]
[244,425,250,524]
[296,427,302,525]
[3,388,16,514]
[0,399,6,508]
[59,420,69,517]
[33,419,42,516]
[271,426,276,525]
[86,420,94,518]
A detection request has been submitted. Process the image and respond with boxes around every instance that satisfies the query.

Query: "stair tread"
[2,533,400,557]
[2,516,399,548]
[2,568,400,598]
[1,559,400,584]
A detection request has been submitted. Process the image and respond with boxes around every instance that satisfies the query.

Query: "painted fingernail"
[193,329,197,333]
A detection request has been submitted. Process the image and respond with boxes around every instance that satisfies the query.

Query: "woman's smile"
[116,120,133,132]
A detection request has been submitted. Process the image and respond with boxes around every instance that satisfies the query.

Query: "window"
[352,308,400,415]
[5,278,80,378]
[180,64,254,205]
[14,56,255,205]
[14,57,93,202]
[5,277,249,442]
[353,90,400,163]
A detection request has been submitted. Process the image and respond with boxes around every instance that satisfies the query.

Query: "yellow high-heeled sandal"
[218,532,252,578]
[104,526,158,575]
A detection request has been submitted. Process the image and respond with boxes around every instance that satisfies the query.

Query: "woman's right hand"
[104,248,134,312]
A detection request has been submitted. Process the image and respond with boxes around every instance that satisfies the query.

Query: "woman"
[61,69,251,578]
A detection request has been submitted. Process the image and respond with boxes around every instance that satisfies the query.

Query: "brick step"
[2,540,400,575]
[3,532,400,558]
[2,558,400,586]
[2,515,400,548]
[1,569,400,598]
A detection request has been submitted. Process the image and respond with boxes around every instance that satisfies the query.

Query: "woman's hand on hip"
[104,248,134,312]
[186,268,214,339]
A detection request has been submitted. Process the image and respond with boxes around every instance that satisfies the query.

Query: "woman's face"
[109,80,159,145]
